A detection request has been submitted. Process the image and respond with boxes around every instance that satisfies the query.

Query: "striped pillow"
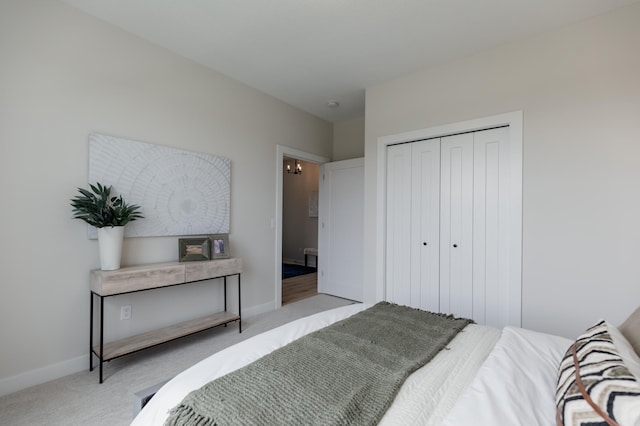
[556,320,640,426]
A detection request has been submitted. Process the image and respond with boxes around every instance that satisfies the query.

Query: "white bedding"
[132,303,571,425]
[379,322,499,425]
[443,326,572,426]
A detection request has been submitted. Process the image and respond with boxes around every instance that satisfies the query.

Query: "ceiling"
[61,0,637,123]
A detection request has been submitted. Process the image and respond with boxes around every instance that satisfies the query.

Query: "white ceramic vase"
[97,226,124,270]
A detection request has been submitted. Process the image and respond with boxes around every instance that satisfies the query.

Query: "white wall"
[0,0,331,393]
[282,159,319,265]
[333,116,365,161]
[364,3,640,339]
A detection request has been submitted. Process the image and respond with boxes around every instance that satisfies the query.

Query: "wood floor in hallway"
[282,272,317,305]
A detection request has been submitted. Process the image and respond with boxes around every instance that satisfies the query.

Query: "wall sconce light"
[286,159,303,175]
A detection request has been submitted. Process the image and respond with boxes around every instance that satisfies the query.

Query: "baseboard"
[0,354,88,398]
[242,300,274,318]
[282,257,304,266]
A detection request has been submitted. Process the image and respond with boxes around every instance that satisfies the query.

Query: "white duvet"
[443,326,572,426]
[132,303,571,426]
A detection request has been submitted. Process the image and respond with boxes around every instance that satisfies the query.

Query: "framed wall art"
[178,237,211,262]
[309,191,319,218]
[88,133,231,239]
[209,234,230,259]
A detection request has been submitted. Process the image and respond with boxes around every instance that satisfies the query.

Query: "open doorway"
[281,157,320,305]
[274,146,329,309]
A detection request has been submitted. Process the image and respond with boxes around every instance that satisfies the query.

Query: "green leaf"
[70,182,144,227]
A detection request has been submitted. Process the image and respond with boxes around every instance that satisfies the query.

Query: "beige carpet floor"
[0,294,354,426]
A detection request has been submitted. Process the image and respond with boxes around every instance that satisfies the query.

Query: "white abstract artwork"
[88,133,230,238]
[309,191,319,218]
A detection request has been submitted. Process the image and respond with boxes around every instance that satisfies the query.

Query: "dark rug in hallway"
[283,263,317,279]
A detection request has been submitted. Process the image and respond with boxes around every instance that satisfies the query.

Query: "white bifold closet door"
[440,133,474,319]
[472,127,512,327]
[386,140,440,311]
[385,143,413,307]
[385,126,519,328]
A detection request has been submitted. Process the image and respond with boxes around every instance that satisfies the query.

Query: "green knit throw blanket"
[165,302,472,426]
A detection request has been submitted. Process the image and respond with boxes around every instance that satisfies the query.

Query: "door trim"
[275,145,329,310]
[375,111,523,324]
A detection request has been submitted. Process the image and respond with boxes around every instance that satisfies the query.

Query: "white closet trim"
[375,111,523,325]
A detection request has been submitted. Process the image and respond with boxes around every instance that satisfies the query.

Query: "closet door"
[385,144,412,305]
[439,133,474,319]
[384,122,521,327]
[410,140,440,311]
[472,127,511,327]
[386,140,440,310]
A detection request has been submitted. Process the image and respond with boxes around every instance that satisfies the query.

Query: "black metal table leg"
[223,276,227,327]
[89,292,93,371]
[99,295,104,384]
[238,273,242,333]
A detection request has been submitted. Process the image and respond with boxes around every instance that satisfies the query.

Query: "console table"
[89,258,242,383]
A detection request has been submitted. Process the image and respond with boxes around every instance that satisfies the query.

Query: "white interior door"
[439,133,474,319]
[318,158,364,301]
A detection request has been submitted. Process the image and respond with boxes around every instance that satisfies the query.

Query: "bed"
[131,302,640,426]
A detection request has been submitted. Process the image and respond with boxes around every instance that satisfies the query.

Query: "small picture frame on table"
[209,234,230,259]
[178,237,211,262]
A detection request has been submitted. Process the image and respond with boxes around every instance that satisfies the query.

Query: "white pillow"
[609,321,640,381]
[619,306,640,356]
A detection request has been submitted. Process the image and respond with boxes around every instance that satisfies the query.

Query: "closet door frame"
[376,111,523,327]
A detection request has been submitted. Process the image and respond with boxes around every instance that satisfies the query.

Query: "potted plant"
[71,182,144,270]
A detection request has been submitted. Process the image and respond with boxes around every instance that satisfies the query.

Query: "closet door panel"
[411,140,440,311]
[385,144,412,306]
[473,127,511,327]
[440,133,473,318]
